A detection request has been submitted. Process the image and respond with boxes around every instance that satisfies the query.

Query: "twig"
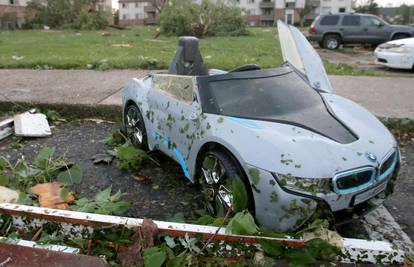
[31,227,43,241]
[0,257,12,267]
[198,207,233,254]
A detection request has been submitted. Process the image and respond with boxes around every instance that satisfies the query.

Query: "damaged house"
[0,0,30,29]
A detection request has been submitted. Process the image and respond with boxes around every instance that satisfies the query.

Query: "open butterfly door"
[277,21,334,93]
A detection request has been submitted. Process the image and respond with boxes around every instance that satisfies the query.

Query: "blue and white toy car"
[122,22,400,232]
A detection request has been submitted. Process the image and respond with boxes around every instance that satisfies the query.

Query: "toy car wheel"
[199,149,251,217]
[124,103,148,149]
[323,34,340,50]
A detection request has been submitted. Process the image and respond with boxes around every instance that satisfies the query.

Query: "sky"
[365,0,414,6]
[111,0,414,10]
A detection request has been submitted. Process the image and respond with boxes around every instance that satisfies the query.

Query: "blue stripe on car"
[151,131,190,179]
[228,117,262,129]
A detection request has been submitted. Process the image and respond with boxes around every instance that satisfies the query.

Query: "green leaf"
[17,192,36,206]
[0,158,8,171]
[225,210,259,235]
[143,247,167,267]
[168,212,185,223]
[60,188,69,201]
[34,147,55,169]
[109,190,122,202]
[95,186,112,203]
[57,164,82,185]
[166,251,188,267]
[285,248,316,267]
[305,238,340,261]
[259,238,284,258]
[232,176,248,213]
[0,175,9,186]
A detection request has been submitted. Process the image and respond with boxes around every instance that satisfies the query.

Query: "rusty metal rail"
[0,203,406,265]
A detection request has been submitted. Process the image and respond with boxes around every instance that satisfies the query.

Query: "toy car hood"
[208,94,396,180]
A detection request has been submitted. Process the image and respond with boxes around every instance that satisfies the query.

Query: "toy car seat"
[168,37,208,76]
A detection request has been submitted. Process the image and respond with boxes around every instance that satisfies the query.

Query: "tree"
[27,0,108,29]
[356,0,379,15]
[396,4,414,25]
[159,0,248,37]
[299,1,315,27]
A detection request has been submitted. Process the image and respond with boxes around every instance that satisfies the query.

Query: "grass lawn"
[0,26,375,75]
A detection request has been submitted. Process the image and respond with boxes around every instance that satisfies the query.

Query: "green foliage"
[159,0,248,37]
[70,186,130,216]
[232,176,248,213]
[115,144,158,171]
[395,4,414,25]
[0,147,82,190]
[355,0,379,15]
[225,210,259,235]
[57,164,82,185]
[159,0,198,36]
[258,238,339,266]
[143,247,167,267]
[199,0,249,36]
[27,0,109,30]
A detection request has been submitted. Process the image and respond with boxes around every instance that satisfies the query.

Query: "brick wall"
[0,5,30,29]
[244,15,260,27]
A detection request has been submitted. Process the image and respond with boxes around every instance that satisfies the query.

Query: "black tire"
[392,34,408,41]
[124,103,148,150]
[198,149,253,217]
[318,41,324,48]
[323,34,341,50]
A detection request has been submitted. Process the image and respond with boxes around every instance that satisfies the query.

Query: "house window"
[339,7,346,13]
[286,2,295,9]
[9,0,15,4]
[122,3,126,8]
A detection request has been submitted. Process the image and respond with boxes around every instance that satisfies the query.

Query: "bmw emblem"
[365,152,377,163]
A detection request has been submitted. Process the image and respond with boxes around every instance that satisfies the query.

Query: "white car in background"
[375,38,414,71]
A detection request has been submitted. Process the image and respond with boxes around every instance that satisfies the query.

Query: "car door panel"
[147,74,199,179]
[341,15,364,43]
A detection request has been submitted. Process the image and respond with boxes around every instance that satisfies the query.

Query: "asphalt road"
[0,120,413,246]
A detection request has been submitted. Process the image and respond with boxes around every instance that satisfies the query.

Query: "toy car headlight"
[274,173,332,195]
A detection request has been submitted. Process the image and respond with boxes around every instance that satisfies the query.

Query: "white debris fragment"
[11,55,24,61]
[14,112,51,137]
[0,187,19,203]
[0,117,13,141]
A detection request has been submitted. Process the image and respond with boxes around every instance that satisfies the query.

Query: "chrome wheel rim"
[200,155,233,215]
[126,106,143,145]
[327,39,338,49]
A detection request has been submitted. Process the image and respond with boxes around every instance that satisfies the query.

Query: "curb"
[0,101,122,121]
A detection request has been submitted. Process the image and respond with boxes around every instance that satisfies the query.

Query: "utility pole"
[410,5,414,24]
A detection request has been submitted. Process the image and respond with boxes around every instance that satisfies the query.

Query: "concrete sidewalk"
[0,69,413,119]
